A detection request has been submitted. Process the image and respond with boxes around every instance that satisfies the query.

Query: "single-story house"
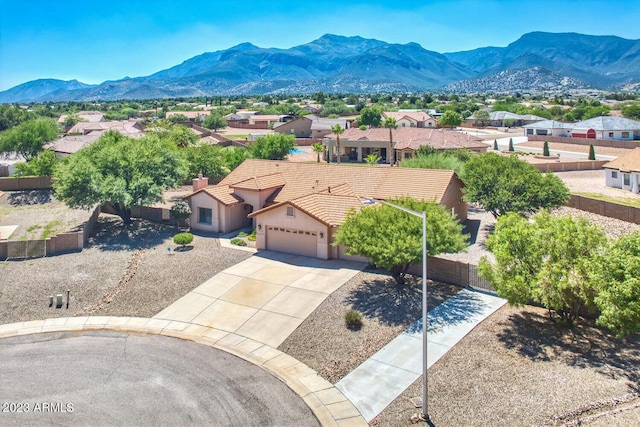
[523,116,640,140]
[323,127,487,164]
[57,111,105,125]
[184,160,467,260]
[467,111,546,128]
[272,115,352,139]
[67,120,144,136]
[165,111,209,121]
[382,111,436,128]
[603,147,640,194]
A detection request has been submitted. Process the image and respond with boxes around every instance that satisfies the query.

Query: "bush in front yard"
[230,237,247,246]
[173,232,194,247]
[247,229,257,241]
[345,309,363,329]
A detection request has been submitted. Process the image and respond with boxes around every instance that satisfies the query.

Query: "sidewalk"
[336,288,507,422]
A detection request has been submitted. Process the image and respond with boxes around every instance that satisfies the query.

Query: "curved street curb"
[0,316,368,427]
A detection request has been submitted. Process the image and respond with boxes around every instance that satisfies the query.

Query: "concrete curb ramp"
[0,317,368,427]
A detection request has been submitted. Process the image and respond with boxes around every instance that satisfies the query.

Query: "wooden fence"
[408,256,495,293]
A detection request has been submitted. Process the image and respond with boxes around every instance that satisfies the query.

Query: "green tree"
[400,152,465,175]
[167,125,198,148]
[543,141,550,157]
[312,143,324,164]
[508,138,514,152]
[438,110,461,129]
[183,144,231,180]
[203,113,227,132]
[331,124,345,164]
[474,110,490,127]
[13,150,59,177]
[53,131,186,225]
[358,107,382,127]
[248,134,296,160]
[383,117,397,165]
[221,146,250,170]
[0,118,59,161]
[334,198,468,285]
[479,211,606,323]
[167,113,190,123]
[588,144,596,160]
[460,152,570,217]
[170,201,192,228]
[621,103,640,120]
[503,118,516,128]
[0,105,35,131]
[589,232,640,337]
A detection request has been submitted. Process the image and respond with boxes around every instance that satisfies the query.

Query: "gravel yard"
[0,214,250,323]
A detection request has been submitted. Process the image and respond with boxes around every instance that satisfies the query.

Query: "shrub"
[508,138,514,152]
[359,125,367,131]
[588,144,596,160]
[173,232,194,247]
[236,231,248,237]
[345,309,363,329]
[543,141,550,157]
[230,237,247,246]
[493,139,498,151]
[247,229,257,241]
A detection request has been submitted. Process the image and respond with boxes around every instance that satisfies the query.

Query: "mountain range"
[2,32,639,103]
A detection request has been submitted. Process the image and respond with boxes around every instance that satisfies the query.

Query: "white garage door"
[266,227,317,257]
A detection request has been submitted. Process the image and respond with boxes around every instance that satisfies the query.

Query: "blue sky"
[1,0,639,91]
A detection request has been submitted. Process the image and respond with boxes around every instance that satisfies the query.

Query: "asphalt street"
[0,331,320,427]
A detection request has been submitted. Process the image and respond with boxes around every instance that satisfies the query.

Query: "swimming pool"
[289,148,307,154]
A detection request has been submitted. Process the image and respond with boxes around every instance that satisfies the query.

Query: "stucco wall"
[188,192,221,233]
[254,204,330,259]
[440,176,468,221]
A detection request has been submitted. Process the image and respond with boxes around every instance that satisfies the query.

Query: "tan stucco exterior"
[187,192,248,234]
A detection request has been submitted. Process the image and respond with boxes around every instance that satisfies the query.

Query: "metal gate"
[468,264,495,294]
[7,240,46,260]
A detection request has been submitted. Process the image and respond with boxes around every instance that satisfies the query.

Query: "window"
[609,132,614,138]
[286,206,294,216]
[622,131,630,138]
[198,208,212,225]
[624,174,631,186]
[527,129,534,135]
[612,171,618,179]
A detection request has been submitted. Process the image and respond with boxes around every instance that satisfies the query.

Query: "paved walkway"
[154,251,365,348]
[336,288,507,422]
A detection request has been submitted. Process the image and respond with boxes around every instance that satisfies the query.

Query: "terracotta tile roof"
[249,193,364,227]
[603,147,640,172]
[326,127,486,151]
[382,111,433,122]
[318,183,356,196]
[185,185,244,206]
[218,159,458,204]
[230,172,285,191]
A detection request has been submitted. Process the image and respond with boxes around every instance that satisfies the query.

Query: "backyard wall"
[100,204,170,223]
[0,176,52,191]
[567,195,640,224]
[528,135,640,149]
[408,256,495,293]
[532,160,608,172]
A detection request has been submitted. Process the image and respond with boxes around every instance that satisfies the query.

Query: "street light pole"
[381,201,429,422]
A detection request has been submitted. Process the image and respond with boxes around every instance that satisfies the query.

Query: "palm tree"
[364,153,381,165]
[331,124,345,164]
[312,142,324,163]
[383,117,398,165]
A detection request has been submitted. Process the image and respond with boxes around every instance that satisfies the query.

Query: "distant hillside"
[1,31,639,102]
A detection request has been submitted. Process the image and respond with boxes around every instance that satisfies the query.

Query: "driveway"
[154,251,365,347]
[0,331,319,426]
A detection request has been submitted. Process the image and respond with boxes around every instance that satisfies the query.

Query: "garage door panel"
[266,227,317,257]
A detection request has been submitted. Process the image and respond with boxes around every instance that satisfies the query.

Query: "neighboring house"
[523,116,640,140]
[165,111,209,121]
[57,111,105,125]
[302,104,323,114]
[184,160,467,260]
[468,111,546,127]
[248,114,294,127]
[273,115,351,139]
[323,127,487,164]
[66,120,144,136]
[382,111,436,128]
[47,132,104,157]
[603,147,640,194]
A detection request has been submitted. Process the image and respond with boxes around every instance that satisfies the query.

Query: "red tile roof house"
[323,127,487,164]
[603,147,640,194]
[184,160,467,260]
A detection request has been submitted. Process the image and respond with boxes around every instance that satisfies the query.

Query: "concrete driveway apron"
[154,251,365,348]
